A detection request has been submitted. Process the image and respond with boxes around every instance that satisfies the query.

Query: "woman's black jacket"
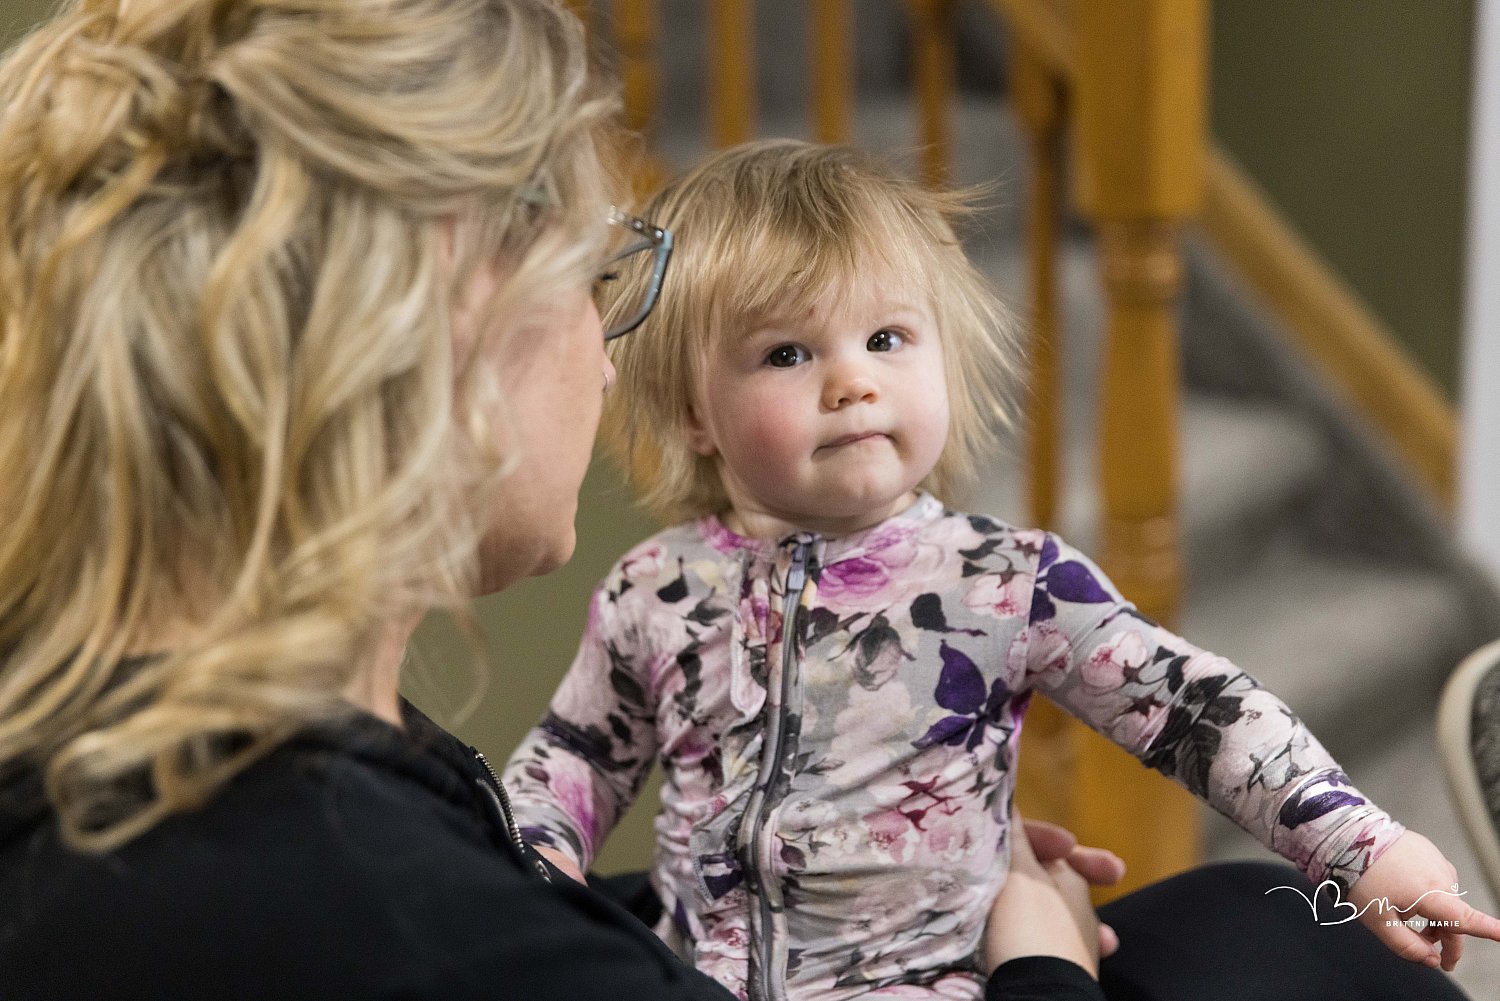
[0,699,1102,1000]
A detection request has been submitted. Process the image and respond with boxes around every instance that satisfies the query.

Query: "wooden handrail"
[1202,149,1458,510]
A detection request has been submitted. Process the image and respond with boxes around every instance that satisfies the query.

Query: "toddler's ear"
[683,403,718,457]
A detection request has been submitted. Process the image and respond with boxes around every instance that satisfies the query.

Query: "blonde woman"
[0,2,1118,999]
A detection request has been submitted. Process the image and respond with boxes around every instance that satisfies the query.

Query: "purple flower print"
[1030,536,1112,625]
[1278,771,1368,830]
[914,642,1011,751]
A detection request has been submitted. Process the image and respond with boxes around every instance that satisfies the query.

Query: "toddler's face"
[686,274,950,538]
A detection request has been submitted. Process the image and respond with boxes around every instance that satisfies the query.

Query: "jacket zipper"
[474,748,551,882]
[740,540,810,1001]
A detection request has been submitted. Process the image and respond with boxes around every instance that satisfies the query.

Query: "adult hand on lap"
[1021,816,1124,957]
[983,807,1105,979]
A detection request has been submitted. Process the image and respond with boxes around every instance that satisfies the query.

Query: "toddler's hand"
[1348,830,1500,971]
[535,844,587,884]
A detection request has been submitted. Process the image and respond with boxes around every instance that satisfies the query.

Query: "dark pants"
[592,860,1472,1000]
[1098,860,1470,1000]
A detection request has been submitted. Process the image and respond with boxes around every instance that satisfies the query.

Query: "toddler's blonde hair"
[604,139,1019,524]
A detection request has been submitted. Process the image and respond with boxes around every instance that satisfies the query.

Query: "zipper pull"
[785,540,810,596]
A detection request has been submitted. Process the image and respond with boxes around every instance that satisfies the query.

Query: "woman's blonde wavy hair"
[0,0,619,851]
[603,139,1020,524]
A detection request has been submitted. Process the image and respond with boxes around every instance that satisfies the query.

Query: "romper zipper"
[474,748,551,882]
[739,540,810,1001]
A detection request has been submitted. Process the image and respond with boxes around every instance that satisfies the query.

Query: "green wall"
[407,464,665,874]
[2,0,55,45]
[1212,2,1474,399]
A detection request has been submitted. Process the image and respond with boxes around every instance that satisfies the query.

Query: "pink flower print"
[923,807,980,863]
[1105,699,1158,749]
[821,528,957,613]
[738,591,780,646]
[864,807,916,862]
[819,555,892,603]
[620,542,666,583]
[963,571,1029,620]
[1081,631,1150,692]
[1010,624,1071,691]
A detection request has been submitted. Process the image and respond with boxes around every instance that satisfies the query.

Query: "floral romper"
[503,492,1405,1001]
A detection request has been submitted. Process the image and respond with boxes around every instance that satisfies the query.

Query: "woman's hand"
[983,807,1105,979]
[1348,830,1500,971]
[1020,816,1125,958]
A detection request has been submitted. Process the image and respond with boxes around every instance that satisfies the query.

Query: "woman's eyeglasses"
[596,208,673,341]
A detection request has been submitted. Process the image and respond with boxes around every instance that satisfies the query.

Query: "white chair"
[1438,638,1500,905]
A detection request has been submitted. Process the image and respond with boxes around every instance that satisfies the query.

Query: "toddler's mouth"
[819,431,890,451]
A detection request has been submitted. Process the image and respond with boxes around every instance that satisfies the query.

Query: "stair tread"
[971,393,1328,561]
[1180,540,1466,740]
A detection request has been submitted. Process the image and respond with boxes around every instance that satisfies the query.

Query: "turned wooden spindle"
[810,0,853,144]
[709,0,756,147]
[1068,0,1208,899]
[905,0,955,189]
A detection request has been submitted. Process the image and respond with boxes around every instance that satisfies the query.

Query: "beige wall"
[1213,2,1474,399]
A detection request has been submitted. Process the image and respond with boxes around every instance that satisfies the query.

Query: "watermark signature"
[1266,880,1466,927]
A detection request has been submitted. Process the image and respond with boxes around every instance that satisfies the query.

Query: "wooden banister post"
[709,0,757,147]
[613,0,664,194]
[810,0,853,144]
[1070,0,1208,898]
[1009,42,1064,534]
[905,0,955,189]
[1007,38,1077,840]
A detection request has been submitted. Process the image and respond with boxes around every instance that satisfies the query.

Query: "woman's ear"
[683,401,718,457]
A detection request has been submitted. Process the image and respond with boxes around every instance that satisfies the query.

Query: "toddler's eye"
[867,329,904,352]
[766,344,809,368]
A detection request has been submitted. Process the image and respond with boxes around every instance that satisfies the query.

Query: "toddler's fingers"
[1458,902,1500,943]
[1376,917,1443,969]
[1416,893,1500,945]
[1437,929,1463,973]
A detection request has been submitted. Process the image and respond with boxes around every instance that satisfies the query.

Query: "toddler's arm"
[503,571,661,876]
[1020,533,1401,897]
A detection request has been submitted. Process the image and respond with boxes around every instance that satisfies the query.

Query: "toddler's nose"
[823,370,878,410]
